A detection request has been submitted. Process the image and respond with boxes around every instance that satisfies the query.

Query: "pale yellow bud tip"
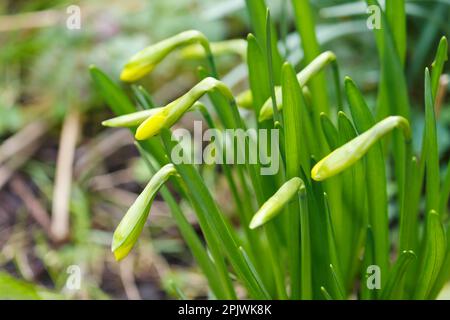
[120,63,155,82]
[135,114,167,140]
[112,241,134,261]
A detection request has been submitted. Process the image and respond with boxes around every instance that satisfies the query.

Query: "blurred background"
[0,0,448,299]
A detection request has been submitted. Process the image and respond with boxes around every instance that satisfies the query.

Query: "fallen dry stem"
[51,110,81,242]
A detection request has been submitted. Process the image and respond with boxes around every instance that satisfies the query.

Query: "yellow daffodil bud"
[249,177,305,229]
[236,90,253,109]
[112,164,177,261]
[135,77,233,140]
[120,30,211,82]
[311,116,411,181]
[258,51,336,121]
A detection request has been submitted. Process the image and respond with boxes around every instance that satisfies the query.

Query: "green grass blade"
[408,4,447,87]
[304,165,333,298]
[263,223,288,299]
[428,224,450,299]
[414,211,447,299]
[360,227,377,300]
[320,286,333,300]
[160,128,268,299]
[282,62,311,177]
[424,68,440,214]
[345,76,389,286]
[366,0,410,120]
[380,250,416,300]
[244,0,282,83]
[331,60,343,110]
[265,9,282,125]
[197,104,257,242]
[246,34,271,116]
[386,0,406,66]
[399,156,419,253]
[291,0,329,116]
[89,65,136,115]
[329,264,346,300]
[239,247,271,299]
[320,113,339,150]
[280,0,289,59]
[337,111,366,287]
[440,162,450,217]
[366,2,410,228]
[411,37,448,221]
[281,62,309,298]
[291,0,331,157]
[299,186,312,300]
[324,192,345,299]
[430,36,448,100]
[131,84,155,110]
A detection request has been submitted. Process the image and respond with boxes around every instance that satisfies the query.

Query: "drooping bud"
[311,116,411,181]
[112,164,177,261]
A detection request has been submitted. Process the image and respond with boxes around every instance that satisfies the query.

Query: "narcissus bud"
[311,116,411,181]
[135,77,233,140]
[258,51,337,121]
[249,177,305,229]
[236,90,253,109]
[112,164,177,261]
[120,30,211,82]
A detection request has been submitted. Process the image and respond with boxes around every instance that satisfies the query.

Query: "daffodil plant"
[91,0,449,300]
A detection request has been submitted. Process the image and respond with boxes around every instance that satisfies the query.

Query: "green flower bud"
[258,51,336,121]
[249,177,305,229]
[135,77,233,140]
[112,164,177,261]
[311,116,411,181]
[120,30,211,82]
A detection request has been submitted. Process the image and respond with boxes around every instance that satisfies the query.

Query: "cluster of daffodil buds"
[120,30,212,82]
[249,177,305,229]
[311,116,411,181]
[112,164,178,261]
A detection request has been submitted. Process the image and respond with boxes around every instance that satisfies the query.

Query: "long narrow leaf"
[414,211,446,299]
[380,250,416,299]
